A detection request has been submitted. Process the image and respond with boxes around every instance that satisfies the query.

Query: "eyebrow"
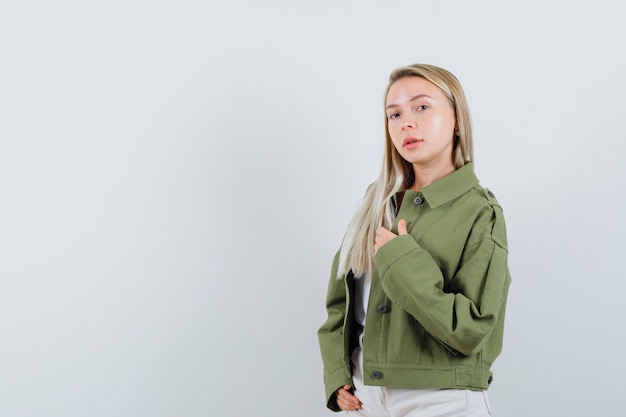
[386,94,433,110]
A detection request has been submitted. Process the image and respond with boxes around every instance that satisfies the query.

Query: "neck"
[410,163,455,191]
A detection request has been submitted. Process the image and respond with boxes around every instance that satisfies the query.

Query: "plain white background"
[1,1,625,416]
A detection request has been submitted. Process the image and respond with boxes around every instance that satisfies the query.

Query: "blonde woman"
[318,64,511,417]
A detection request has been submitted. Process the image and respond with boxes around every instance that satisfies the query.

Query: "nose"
[401,120,415,130]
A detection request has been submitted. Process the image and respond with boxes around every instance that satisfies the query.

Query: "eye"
[388,112,400,120]
[415,104,428,112]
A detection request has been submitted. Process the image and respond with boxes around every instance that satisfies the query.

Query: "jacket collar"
[420,163,479,209]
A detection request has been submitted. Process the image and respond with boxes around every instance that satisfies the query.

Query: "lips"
[402,137,423,148]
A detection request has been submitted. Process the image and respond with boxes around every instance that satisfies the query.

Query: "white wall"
[1,1,625,416]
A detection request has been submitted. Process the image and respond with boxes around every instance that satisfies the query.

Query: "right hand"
[335,385,362,411]
[374,219,408,255]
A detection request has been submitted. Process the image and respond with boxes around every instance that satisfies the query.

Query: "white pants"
[349,346,493,417]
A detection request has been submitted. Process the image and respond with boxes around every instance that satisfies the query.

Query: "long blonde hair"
[336,64,474,279]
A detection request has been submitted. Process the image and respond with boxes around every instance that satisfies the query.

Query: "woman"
[318,64,511,417]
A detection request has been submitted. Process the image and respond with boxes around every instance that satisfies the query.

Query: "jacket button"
[372,370,383,379]
[414,196,424,205]
[487,190,495,198]
[377,304,390,313]
[488,375,493,384]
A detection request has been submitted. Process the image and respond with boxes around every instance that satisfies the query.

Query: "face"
[385,76,457,171]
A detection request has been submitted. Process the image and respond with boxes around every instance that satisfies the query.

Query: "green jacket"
[318,164,511,412]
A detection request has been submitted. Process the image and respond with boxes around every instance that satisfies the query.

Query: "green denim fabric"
[318,164,511,412]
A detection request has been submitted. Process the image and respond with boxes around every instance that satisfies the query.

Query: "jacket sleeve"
[317,251,352,412]
[373,203,510,357]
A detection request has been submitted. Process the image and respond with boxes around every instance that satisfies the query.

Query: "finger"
[336,386,361,410]
[336,385,351,403]
[338,393,361,411]
[376,227,392,240]
[397,219,408,235]
[336,385,354,400]
[337,390,358,402]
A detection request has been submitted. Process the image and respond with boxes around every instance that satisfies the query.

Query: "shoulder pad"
[483,187,502,209]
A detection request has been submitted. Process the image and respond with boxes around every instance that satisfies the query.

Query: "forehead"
[386,76,445,104]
